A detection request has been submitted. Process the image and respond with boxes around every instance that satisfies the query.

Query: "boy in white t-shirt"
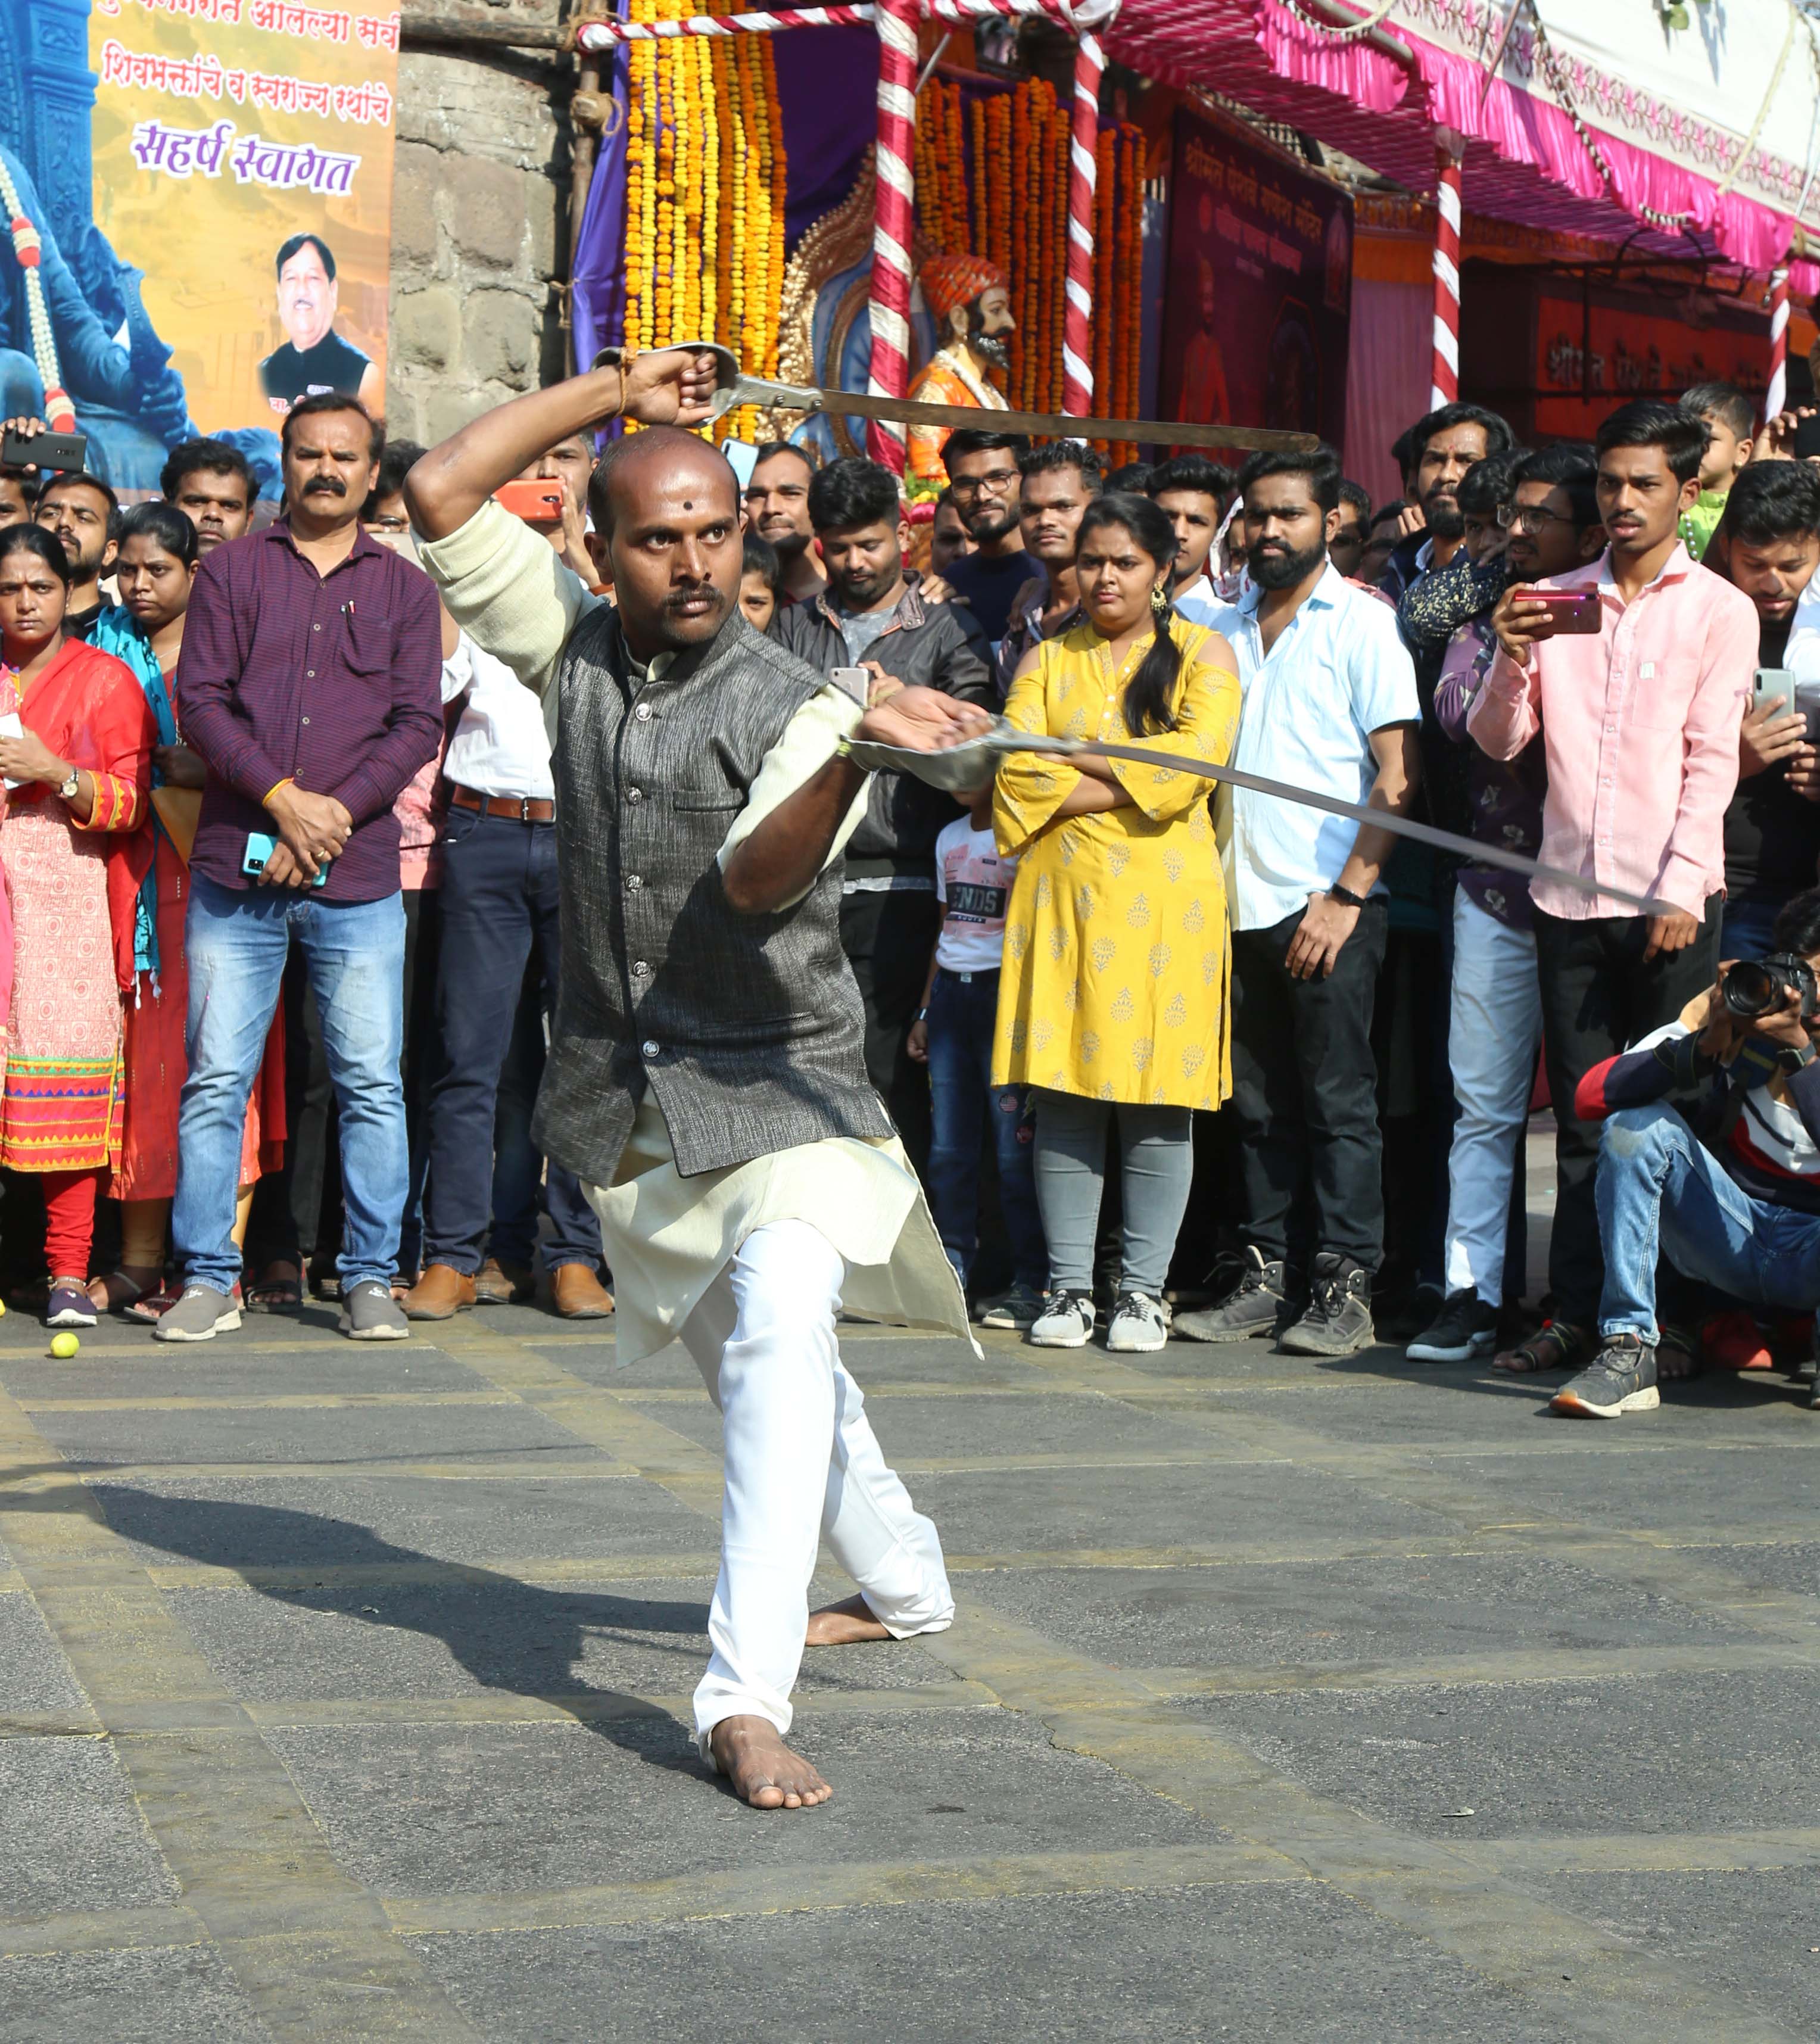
[908,789,1048,1328]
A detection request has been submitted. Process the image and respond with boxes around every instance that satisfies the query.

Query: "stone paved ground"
[2,1243,1819,2040]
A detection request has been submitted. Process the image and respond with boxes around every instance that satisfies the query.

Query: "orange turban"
[920,254,1008,323]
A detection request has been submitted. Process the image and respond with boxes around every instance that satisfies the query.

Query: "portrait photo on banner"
[0,0,399,501]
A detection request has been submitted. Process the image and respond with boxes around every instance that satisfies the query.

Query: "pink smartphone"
[1531,591,1602,636]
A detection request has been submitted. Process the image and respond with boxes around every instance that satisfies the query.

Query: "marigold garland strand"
[618,42,1140,453]
[618,0,787,441]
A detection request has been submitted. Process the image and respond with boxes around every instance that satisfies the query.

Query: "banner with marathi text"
[0,0,397,496]
[1158,107,1352,463]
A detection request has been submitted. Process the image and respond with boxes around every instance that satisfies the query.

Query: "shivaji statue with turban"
[906,253,1015,493]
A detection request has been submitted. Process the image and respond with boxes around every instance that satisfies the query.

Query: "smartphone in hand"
[1,427,87,474]
[494,479,565,524]
[1529,591,1602,637]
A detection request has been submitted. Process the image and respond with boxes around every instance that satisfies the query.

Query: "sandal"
[126,1279,186,1325]
[247,1260,304,1314]
[87,1264,163,1315]
[1494,1318,1591,1375]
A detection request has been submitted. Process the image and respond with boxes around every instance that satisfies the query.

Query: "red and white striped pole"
[1059,28,1103,418]
[864,0,920,472]
[575,7,877,45]
[1430,129,1463,408]
[1766,263,1791,426]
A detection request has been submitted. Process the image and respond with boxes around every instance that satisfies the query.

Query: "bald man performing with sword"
[406,350,990,1811]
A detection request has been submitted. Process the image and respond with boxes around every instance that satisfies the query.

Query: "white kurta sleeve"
[416,498,606,703]
[715,683,869,906]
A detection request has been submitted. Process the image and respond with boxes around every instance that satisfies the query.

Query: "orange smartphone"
[494,479,565,523]
[1531,591,1602,636]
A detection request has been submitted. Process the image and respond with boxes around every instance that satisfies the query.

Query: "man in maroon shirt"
[158,393,444,1344]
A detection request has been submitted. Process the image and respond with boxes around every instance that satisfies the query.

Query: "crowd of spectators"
[3,366,1818,1420]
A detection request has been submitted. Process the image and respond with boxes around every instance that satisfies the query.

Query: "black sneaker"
[1279,1252,1375,1357]
[1551,1333,1660,1418]
[1407,1288,1500,1363]
[1173,1247,1287,1344]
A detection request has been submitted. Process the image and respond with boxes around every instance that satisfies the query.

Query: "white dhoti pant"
[677,1216,955,1752]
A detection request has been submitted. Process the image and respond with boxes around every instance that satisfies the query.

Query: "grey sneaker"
[1172,1247,1287,1344]
[976,1280,1045,1331]
[1551,1333,1660,1418]
[1105,1291,1167,1353]
[339,1279,410,1341]
[1028,1288,1095,1348]
[1279,1252,1375,1357]
[152,1284,242,1344]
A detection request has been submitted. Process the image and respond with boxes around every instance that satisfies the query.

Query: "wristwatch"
[1327,881,1366,909]
[915,1007,930,1022]
[55,767,80,803]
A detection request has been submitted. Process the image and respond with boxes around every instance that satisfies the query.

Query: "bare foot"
[805,1593,891,1646]
[708,1715,833,1809]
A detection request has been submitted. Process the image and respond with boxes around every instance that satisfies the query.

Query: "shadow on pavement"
[3,1476,718,1783]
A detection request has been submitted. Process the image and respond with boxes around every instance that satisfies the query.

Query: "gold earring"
[1149,584,1169,617]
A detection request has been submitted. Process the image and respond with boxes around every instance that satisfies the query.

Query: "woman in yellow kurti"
[993,493,1239,1354]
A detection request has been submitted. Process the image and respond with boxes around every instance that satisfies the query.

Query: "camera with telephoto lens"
[1721,953,1820,1023]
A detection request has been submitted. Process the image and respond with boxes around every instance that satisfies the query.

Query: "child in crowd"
[1679,382,1754,561]
[740,532,782,634]
[908,786,1047,1329]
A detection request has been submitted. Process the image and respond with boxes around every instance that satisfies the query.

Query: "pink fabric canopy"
[1105,0,1820,292]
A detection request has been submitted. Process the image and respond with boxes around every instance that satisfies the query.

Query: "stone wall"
[385,10,573,449]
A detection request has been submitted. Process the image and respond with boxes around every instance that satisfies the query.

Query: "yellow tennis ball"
[49,1332,79,1358]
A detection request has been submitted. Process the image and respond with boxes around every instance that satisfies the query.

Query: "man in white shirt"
[1147,453,1232,612]
[402,450,612,1323]
[1174,445,1421,1356]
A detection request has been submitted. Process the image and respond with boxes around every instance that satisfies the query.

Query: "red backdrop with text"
[1158,108,1352,463]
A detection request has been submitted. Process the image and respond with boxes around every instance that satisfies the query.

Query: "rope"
[1274,0,1401,42]
[1528,0,1799,234]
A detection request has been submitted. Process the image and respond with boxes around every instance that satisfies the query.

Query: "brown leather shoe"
[472,1257,535,1305]
[401,1263,476,1320]
[551,1263,615,1319]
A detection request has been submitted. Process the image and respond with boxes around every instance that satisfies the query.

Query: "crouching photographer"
[1553,885,1820,1420]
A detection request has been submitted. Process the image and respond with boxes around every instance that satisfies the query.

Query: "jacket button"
[635,702,653,721]
[632,959,649,977]
[641,1039,659,1058]
[627,786,642,802]
[627,873,642,890]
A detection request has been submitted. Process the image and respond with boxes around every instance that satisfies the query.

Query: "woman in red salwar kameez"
[86,504,286,1322]
[0,524,155,1327]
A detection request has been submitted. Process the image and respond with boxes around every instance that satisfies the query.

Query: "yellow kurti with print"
[991,621,1241,1110]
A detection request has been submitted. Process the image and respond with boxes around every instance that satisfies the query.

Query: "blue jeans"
[1720,899,1782,962]
[174,874,408,1294]
[420,808,602,1273]
[1596,1101,1820,1341]
[925,967,1045,1290]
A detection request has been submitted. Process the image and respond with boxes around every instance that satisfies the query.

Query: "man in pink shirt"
[1469,398,1756,1382]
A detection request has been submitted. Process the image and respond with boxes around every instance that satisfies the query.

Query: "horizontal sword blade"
[1064,734,1678,920]
[805,387,1318,456]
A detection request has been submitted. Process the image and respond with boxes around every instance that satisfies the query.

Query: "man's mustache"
[303,476,347,496]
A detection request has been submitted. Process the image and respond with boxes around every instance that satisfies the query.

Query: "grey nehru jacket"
[536,606,893,1189]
